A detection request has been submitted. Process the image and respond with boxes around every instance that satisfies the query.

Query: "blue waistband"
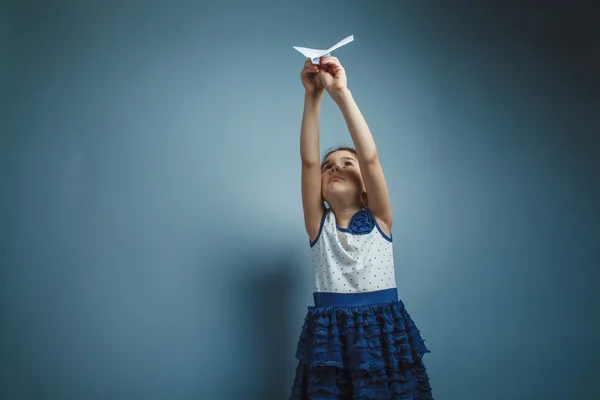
[313,288,398,307]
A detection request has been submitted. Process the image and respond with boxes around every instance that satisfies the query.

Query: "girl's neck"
[330,205,364,229]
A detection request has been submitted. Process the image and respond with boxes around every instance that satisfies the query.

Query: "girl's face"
[321,150,366,206]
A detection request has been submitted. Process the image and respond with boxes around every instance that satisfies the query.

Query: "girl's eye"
[345,161,352,166]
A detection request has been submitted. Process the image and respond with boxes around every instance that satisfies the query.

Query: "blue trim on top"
[375,220,393,242]
[313,288,398,307]
[334,208,393,242]
[335,225,363,233]
[335,208,375,235]
[309,208,328,247]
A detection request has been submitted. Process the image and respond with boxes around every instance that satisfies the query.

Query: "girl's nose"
[331,165,340,172]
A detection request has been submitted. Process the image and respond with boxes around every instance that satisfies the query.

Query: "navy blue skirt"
[290,288,433,399]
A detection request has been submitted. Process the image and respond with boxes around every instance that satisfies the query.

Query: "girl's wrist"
[305,89,324,103]
[330,88,352,106]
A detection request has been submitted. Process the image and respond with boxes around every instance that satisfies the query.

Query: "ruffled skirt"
[290,289,433,399]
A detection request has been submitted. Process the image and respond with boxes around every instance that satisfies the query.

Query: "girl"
[290,56,434,399]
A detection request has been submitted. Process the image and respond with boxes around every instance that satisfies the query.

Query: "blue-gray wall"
[2,1,598,399]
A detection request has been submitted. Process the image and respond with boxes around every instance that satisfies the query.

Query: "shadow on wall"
[222,249,306,400]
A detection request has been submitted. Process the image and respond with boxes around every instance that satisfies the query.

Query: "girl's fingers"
[301,64,320,80]
[319,58,343,75]
[319,56,342,67]
[303,63,319,74]
[305,58,319,69]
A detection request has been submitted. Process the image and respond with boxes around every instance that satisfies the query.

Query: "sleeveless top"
[310,208,396,293]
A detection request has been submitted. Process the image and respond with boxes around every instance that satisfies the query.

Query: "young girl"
[290,57,434,399]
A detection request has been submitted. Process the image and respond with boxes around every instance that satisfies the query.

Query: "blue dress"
[290,209,433,399]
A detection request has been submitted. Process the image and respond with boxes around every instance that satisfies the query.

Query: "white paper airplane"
[293,35,354,64]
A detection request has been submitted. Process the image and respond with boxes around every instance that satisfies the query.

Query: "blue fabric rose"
[349,209,375,234]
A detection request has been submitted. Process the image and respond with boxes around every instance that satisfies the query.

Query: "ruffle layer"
[290,301,433,399]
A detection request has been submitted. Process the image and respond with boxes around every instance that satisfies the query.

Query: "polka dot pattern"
[311,209,396,293]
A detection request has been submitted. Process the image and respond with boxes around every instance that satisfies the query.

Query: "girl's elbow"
[361,152,379,166]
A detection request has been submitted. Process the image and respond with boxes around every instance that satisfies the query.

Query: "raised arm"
[300,59,326,242]
[319,56,393,230]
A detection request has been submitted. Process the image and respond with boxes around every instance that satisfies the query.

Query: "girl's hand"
[300,58,324,96]
[318,56,348,95]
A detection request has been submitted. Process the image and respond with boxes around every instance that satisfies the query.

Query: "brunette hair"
[320,146,357,168]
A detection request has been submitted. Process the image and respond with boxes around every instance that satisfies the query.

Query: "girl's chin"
[323,190,360,201]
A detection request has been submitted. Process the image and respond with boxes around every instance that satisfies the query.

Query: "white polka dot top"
[310,208,396,293]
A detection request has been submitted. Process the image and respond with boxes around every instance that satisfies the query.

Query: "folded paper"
[293,35,354,64]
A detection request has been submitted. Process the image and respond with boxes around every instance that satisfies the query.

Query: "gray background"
[2,1,598,399]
